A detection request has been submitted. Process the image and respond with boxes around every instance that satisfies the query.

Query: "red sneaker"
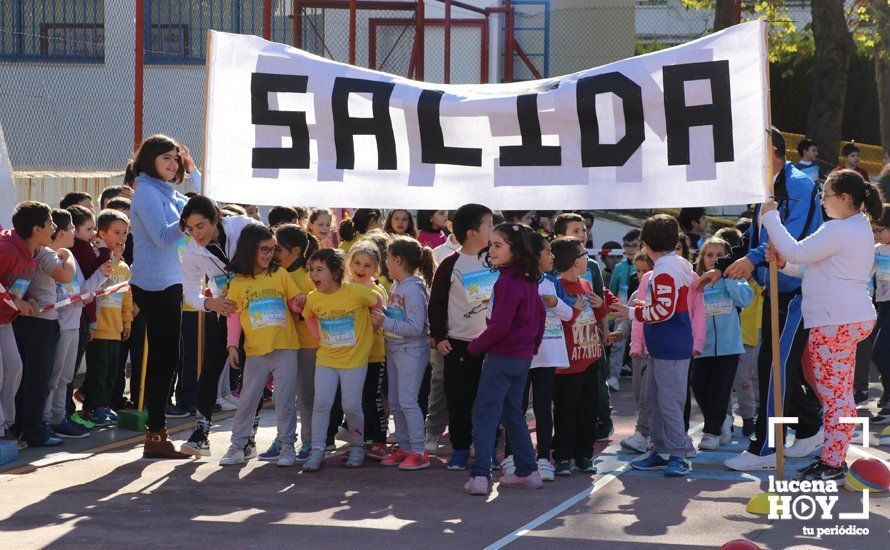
[398,452,430,471]
[367,442,391,461]
[380,448,410,466]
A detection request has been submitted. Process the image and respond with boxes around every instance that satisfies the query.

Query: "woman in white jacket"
[178,195,259,457]
[763,169,882,481]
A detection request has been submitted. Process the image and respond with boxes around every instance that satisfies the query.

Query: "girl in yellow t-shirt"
[220,224,302,467]
[347,242,390,460]
[272,224,319,463]
[300,248,383,471]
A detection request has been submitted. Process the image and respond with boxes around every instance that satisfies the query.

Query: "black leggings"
[133,285,182,433]
[504,367,556,460]
[191,311,229,421]
[691,355,739,436]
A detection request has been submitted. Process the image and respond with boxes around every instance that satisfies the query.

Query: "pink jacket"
[630,270,705,357]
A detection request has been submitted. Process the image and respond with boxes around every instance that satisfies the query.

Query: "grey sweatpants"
[44,328,79,424]
[609,337,627,378]
[387,341,431,454]
[645,357,689,456]
[229,350,298,449]
[732,342,760,420]
[0,323,23,432]
[425,348,448,440]
[632,355,650,437]
[311,365,367,450]
[296,348,317,445]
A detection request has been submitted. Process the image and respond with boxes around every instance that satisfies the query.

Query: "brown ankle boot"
[144,429,192,459]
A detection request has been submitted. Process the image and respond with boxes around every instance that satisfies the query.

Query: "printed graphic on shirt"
[876,254,890,282]
[248,297,287,329]
[461,268,499,304]
[100,292,124,309]
[57,279,81,301]
[571,301,600,362]
[8,278,30,299]
[386,294,406,322]
[543,308,563,337]
[703,285,733,317]
[319,316,357,348]
[177,236,188,264]
[213,273,233,293]
[637,274,678,323]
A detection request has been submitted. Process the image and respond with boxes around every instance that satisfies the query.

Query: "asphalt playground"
[1,382,888,549]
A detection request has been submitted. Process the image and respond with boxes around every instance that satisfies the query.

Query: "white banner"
[0,119,15,229]
[204,21,770,209]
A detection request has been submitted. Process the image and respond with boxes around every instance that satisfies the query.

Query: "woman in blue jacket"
[694,238,754,450]
[130,135,199,459]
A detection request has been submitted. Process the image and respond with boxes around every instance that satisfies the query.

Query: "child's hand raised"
[227,347,240,369]
[542,295,557,308]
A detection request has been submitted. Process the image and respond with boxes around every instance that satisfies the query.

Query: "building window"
[0,0,105,62]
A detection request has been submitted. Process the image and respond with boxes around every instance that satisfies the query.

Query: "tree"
[869,0,890,156]
[714,0,741,30]
[807,0,854,166]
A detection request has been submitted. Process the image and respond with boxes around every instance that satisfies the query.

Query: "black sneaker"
[872,408,890,424]
[575,457,597,473]
[166,404,189,419]
[854,390,869,406]
[596,422,614,442]
[742,417,756,438]
[796,459,846,481]
[181,429,210,457]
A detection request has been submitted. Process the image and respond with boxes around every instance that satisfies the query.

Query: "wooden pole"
[762,24,785,480]
[137,331,148,412]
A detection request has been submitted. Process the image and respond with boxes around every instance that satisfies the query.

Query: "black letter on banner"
[418,90,482,167]
[576,72,644,167]
[500,94,561,166]
[662,61,733,165]
[251,73,310,169]
[331,78,397,170]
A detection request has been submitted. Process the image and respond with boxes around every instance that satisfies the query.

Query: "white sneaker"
[502,455,516,476]
[719,415,734,445]
[620,431,650,454]
[223,393,240,407]
[606,376,620,391]
[277,445,296,467]
[785,429,823,458]
[220,446,245,466]
[724,451,776,471]
[537,459,555,482]
[216,399,236,411]
[469,444,475,458]
[698,434,719,450]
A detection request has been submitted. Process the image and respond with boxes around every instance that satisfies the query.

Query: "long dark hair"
[230,224,277,277]
[388,236,436,287]
[416,210,445,233]
[276,224,319,271]
[828,169,884,220]
[179,194,221,232]
[339,208,382,241]
[483,223,541,282]
[132,134,185,183]
[383,209,418,238]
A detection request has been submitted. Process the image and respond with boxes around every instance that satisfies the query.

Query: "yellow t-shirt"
[377,275,392,296]
[287,266,319,349]
[304,283,379,369]
[227,268,302,357]
[95,260,133,341]
[337,232,364,254]
[740,279,764,347]
[368,282,387,363]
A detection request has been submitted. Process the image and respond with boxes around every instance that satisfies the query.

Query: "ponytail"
[275,224,318,271]
[827,169,885,220]
[419,246,436,287]
[339,217,357,242]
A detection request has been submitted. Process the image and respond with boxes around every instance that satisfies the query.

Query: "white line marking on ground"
[485,423,705,549]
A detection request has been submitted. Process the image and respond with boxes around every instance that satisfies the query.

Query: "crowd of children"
[2,131,888,491]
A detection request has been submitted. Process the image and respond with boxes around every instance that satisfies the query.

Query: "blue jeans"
[469,354,537,479]
[871,302,890,400]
